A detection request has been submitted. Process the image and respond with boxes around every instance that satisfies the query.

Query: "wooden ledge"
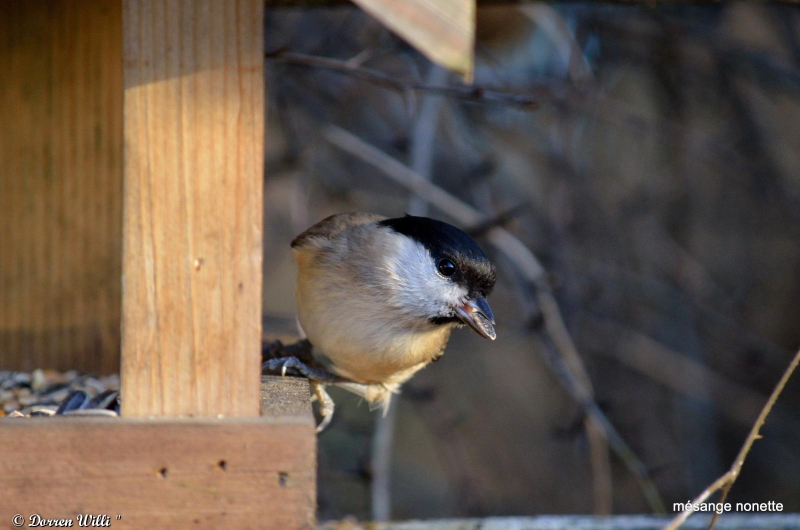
[262,375,315,418]
[319,515,800,529]
[0,377,315,529]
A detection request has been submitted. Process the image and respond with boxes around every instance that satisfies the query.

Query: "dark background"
[261,3,800,520]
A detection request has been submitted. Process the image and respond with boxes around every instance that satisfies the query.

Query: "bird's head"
[378,215,497,340]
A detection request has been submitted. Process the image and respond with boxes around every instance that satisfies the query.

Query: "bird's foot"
[262,356,338,383]
[262,355,339,432]
[311,381,335,433]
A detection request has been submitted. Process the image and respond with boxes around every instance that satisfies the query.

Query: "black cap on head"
[379,215,496,297]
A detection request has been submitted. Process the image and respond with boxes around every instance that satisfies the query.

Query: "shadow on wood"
[0,0,123,374]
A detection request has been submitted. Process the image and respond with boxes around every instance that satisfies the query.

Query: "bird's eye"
[437,258,456,277]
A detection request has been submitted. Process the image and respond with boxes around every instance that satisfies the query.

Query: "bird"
[263,213,496,431]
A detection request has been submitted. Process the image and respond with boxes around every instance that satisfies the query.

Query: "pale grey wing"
[290,212,385,250]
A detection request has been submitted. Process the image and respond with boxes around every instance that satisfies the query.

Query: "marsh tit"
[264,213,496,430]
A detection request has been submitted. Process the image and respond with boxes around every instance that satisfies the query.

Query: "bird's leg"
[261,340,392,429]
[261,339,350,384]
[263,356,338,431]
[262,356,340,383]
[311,381,335,433]
[263,338,342,382]
[262,341,345,431]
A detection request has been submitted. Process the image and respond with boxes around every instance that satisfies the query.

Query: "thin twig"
[370,402,397,521]
[465,202,529,238]
[265,49,539,109]
[586,317,768,428]
[371,65,450,521]
[269,49,768,185]
[323,124,666,514]
[666,348,800,530]
[458,109,612,511]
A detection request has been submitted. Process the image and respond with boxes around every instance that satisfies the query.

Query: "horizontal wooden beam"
[0,377,315,529]
[264,0,517,7]
[318,515,800,529]
[264,0,797,6]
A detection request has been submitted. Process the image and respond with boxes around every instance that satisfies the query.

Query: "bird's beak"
[455,298,496,340]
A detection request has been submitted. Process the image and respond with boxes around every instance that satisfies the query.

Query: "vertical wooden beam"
[121,0,264,417]
[0,0,123,374]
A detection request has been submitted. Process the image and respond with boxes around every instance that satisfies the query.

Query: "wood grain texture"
[121,0,265,417]
[349,0,475,80]
[262,375,313,418]
[0,0,123,374]
[0,379,315,529]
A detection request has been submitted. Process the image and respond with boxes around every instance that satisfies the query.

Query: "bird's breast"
[295,250,452,384]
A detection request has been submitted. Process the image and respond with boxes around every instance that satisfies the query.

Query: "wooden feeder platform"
[0,377,316,528]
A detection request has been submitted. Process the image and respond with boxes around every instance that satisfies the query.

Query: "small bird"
[264,213,496,430]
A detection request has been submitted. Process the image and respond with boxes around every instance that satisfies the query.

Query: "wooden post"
[0,0,123,374]
[121,0,264,417]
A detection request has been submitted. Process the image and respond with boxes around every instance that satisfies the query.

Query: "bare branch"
[265,50,539,109]
[666,348,800,530]
[587,318,768,428]
[465,202,529,238]
[371,402,397,521]
[323,124,666,514]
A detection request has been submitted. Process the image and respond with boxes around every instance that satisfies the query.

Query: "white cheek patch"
[382,232,467,319]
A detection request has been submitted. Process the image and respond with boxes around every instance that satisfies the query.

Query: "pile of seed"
[0,370,120,418]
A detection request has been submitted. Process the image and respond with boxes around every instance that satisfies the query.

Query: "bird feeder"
[0,1,314,527]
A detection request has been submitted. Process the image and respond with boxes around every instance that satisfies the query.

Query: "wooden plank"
[0,378,316,529]
[0,0,123,374]
[348,0,475,80]
[318,515,800,529]
[121,0,265,417]
[266,0,800,6]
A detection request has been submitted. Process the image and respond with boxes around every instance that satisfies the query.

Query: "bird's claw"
[311,381,335,433]
[262,356,337,383]
[262,355,338,432]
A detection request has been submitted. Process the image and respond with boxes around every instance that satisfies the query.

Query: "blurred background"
[261,2,800,521]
